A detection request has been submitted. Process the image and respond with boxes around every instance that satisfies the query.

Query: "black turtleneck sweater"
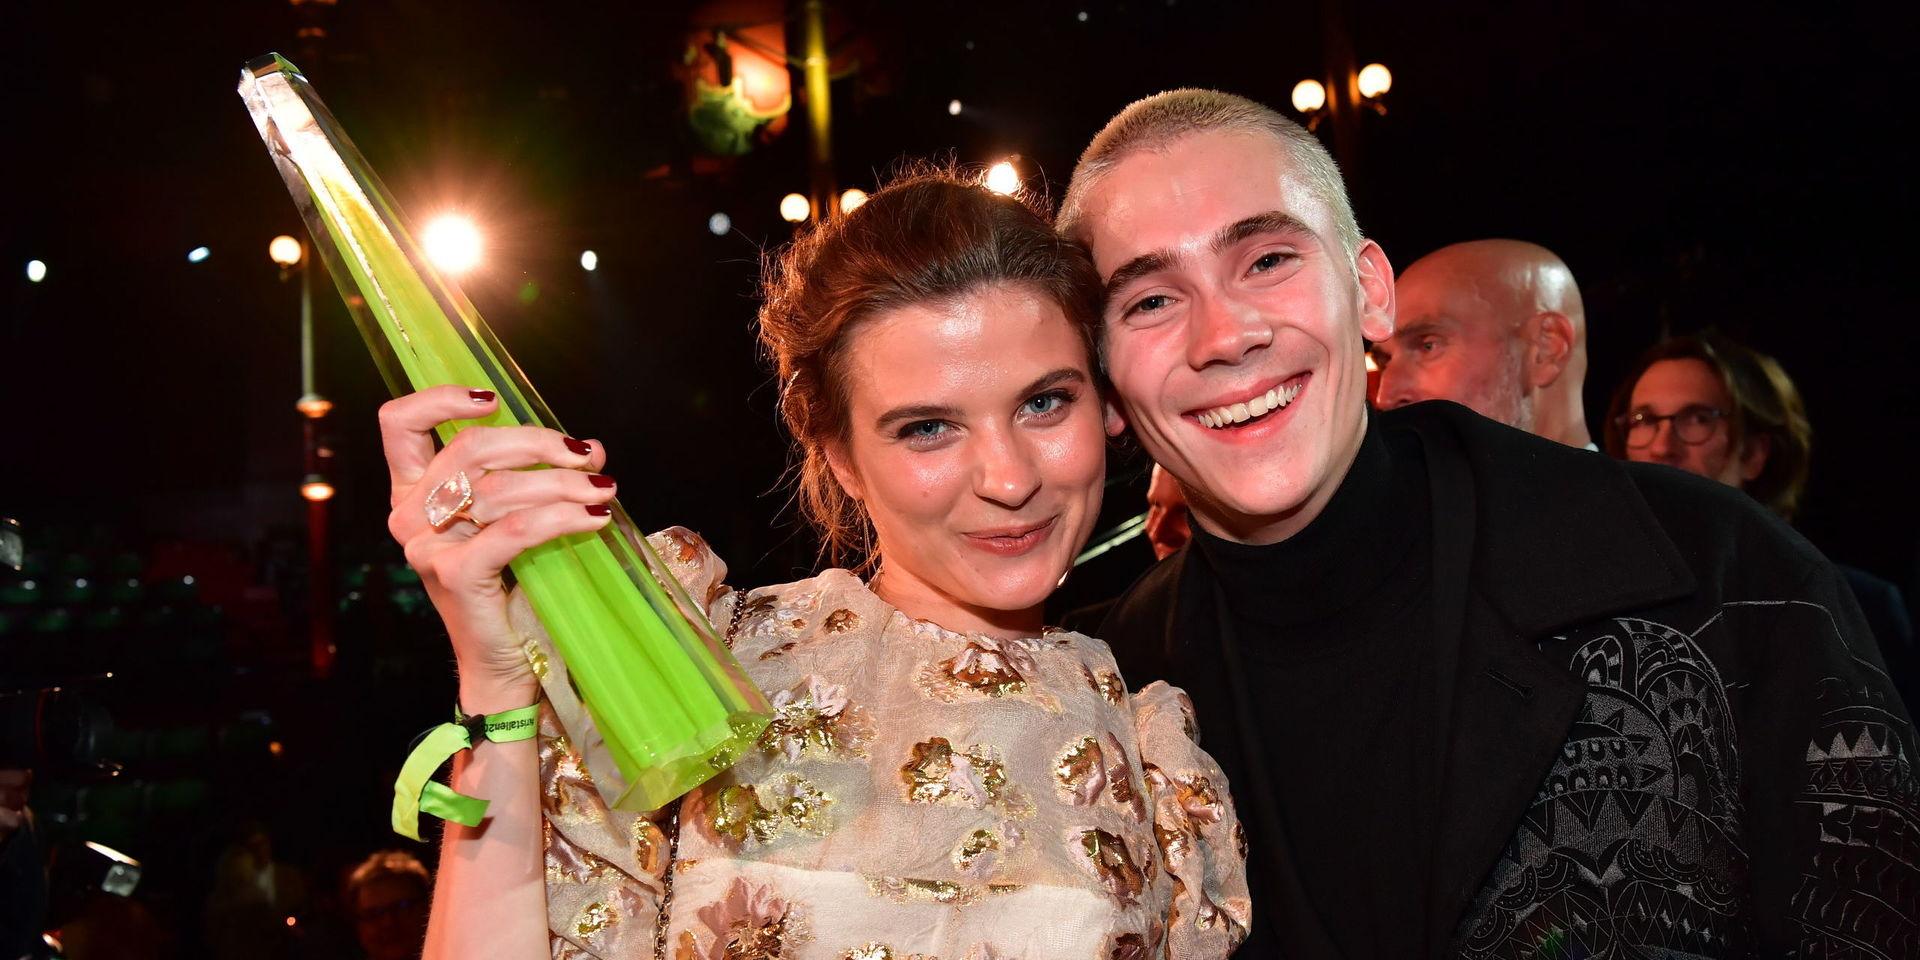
[1181,419,1437,958]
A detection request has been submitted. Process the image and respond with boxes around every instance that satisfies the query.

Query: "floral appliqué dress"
[509,529,1250,960]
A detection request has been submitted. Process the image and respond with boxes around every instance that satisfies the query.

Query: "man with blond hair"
[1068,88,1916,959]
[1373,239,1593,448]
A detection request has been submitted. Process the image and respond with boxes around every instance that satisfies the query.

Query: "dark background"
[5,0,1915,586]
[0,0,1914,953]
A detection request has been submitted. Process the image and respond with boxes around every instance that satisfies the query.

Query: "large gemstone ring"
[424,470,485,530]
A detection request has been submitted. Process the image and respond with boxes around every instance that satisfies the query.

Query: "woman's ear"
[824,440,864,502]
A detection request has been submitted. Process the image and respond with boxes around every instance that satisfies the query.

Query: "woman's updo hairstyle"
[757,165,1104,566]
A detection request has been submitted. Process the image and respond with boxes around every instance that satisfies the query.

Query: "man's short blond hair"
[1058,88,1362,262]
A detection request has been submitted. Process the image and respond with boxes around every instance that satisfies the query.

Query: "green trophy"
[237,54,769,823]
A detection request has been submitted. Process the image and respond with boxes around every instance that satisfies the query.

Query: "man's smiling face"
[1077,129,1395,544]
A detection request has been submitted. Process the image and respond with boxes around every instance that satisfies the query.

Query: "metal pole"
[801,0,834,221]
[298,261,334,679]
[1318,0,1361,178]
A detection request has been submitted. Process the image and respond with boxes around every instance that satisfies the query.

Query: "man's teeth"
[1198,382,1301,428]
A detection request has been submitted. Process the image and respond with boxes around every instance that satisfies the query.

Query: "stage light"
[985,160,1021,196]
[1358,63,1393,99]
[26,260,47,283]
[580,250,599,272]
[840,188,869,214]
[187,246,211,264]
[948,99,963,116]
[268,235,303,267]
[422,215,483,274]
[708,212,733,236]
[296,395,333,419]
[780,193,811,223]
[301,476,336,502]
[1291,79,1327,114]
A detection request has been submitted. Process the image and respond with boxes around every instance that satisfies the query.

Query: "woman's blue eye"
[1025,392,1064,415]
[902,420,947,440]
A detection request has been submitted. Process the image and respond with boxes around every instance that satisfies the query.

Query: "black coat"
[1101,401,1919,959]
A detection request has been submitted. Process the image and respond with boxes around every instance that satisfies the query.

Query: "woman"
[381,170,1250,959]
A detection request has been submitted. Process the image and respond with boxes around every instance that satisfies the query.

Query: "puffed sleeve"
[1131,681,1252,957]
[505,526,737,958]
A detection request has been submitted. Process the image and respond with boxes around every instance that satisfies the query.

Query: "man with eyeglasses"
[345,850,431,960]
[1608,329,1918,734]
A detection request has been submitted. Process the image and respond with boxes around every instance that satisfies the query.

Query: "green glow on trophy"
[238,53,769,813]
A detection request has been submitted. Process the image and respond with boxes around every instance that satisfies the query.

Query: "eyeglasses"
[1615,405,1728,448]
[356,897,421,923]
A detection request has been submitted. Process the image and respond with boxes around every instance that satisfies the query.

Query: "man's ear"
[1103,397,1129,438]
[825,441,864,502]
[1738,432,1772,483]
[1354,240,1396,343]
[1529,311,1575,389]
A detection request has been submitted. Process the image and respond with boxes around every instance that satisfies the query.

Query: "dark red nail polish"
[469,389,495,403]
[588,474,615,488]
[565,437,592,457]
[585,503,611,517]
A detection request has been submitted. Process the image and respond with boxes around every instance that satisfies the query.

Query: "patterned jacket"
[1101,401,1918,959]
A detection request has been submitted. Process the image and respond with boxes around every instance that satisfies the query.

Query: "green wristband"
[391,703,541,841]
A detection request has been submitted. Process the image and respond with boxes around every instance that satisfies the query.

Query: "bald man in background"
[1373,239,1593,448]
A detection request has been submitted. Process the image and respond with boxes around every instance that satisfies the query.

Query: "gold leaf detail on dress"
[953,828,1002,874]
[901,738,1006,807]
[1110,933,1148,960]
[759,676,870,760]
[840,945,892,960]
[1175,775,1225,824]
[864,875,1006,907]
[1082,665,1126,706]
[940,637,1035,697]
[662,527,706,563]
[694,878,797,960]
[823,608,861,634]
[1103,733,1147,821]
[575,900,615,938]
[633,817,668,876]
[1078,829,1146,907]
[523,639,551,680]
[1055,736,1107,806]
[1154,821,1194,867]
[706,776,832,847]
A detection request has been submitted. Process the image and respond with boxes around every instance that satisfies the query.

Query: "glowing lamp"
[300,476,336,502]
[1358,63,1393,99]
[268,235,303,266]
[779,193,811,223]
[26,260,48,283]
[296,394,333,419]
[839,188,869,214]
[1291,79,1327,114]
